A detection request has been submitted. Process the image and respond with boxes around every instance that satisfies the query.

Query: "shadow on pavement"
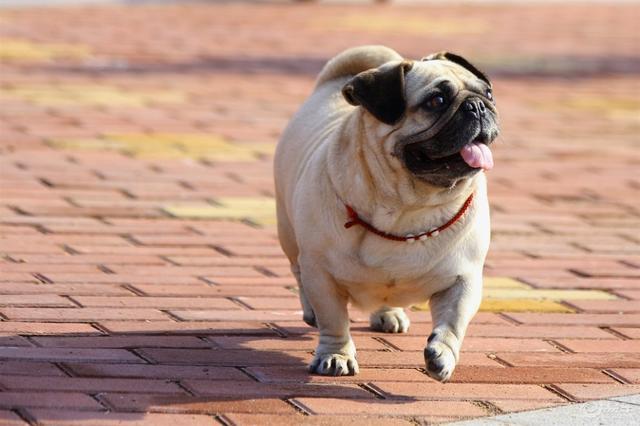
[2,325,419,421]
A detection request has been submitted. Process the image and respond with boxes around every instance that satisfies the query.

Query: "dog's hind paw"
[309,353,359,376]
[370,307,410,333]
[424,340,456,382]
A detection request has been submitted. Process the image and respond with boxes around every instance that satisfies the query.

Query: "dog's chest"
[327,237,463,308]
[337,266,452,309]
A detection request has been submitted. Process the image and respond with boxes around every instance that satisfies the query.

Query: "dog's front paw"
[309,353,359,376]
[424,340,457,382]
[370,308,410,333]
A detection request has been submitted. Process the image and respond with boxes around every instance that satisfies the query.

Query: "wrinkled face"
[398,60,499,187]
[342,55,500,189]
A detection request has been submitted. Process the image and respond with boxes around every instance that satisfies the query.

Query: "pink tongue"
[459,142,494,170]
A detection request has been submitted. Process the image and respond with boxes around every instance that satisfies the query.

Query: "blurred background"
[1,1,637,165]
[1,1,639,304]
[2,2,638,157]
[1,0,639,307]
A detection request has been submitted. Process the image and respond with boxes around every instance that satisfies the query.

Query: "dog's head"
[342,52,499,189]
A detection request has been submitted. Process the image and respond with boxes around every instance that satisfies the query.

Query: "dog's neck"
[327,110,478,232]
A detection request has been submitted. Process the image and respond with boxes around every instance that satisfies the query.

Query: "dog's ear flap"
[423,51,491,86]
[342,60,413,125]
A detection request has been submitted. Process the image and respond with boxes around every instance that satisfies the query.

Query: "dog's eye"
[424,95,446,110]
[486,89,493,101]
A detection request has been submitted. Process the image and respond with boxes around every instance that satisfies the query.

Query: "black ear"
[423,51,490,86]
[342,60,413,125]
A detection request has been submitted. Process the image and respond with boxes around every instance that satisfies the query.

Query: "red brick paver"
[0,1,639,424]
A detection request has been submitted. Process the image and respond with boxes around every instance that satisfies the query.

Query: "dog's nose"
[462,99,486,119]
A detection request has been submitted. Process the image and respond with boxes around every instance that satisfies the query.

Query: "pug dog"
[274,45,498,381]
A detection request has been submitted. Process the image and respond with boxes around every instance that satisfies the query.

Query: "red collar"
[344,193,474,243]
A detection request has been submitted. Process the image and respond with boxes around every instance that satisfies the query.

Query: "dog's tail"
[315,45,403,87]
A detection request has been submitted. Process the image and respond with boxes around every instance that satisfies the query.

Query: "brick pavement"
[0,1,639,425]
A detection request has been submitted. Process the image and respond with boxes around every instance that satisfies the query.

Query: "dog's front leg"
[424,273,482,382]
[301,259,358,376]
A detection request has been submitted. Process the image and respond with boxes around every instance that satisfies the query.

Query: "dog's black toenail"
[424,347,437,359]
[427,332,437,343]
[428,359,443,374]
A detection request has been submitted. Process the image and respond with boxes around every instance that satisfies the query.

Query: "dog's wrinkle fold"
[400,100,499,187]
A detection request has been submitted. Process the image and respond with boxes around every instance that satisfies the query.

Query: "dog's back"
[315,45,402,87]
[276,46,401,201]
[275,46,404,226]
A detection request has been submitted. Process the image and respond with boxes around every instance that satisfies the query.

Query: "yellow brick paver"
[322,16,487,35]
[0,38,91,61]
[164,197,276,225]
[484,277,531,289]
[51,133,272,161]
[483,288,617,301]
[414,279,616,313]
[478,299,574,313]
[0,85,185,107]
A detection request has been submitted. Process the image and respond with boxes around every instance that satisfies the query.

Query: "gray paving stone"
[609,393,640,406]
[449,396,640,426]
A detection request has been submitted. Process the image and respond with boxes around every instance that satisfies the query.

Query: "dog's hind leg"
[301,257,358,376]
[369,306,410,333]
[276,201,317,327]
[291,264,316,327]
